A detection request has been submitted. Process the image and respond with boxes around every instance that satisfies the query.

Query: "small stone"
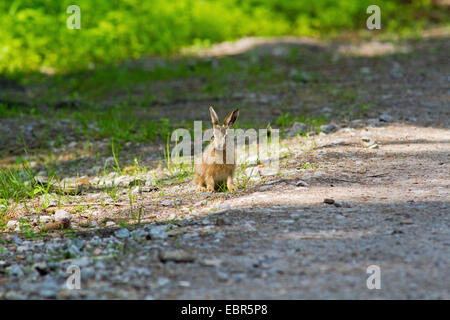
[258,184,273,191]
[131,229,148,239]
[194,200,207,206]
[320,123,338,134]
[128,266,152,277]
[201,219,211,225]
[33,262,49,276]
[147,226,168,240]
[183,232,199,240]
[7,264,24,277]
[16,245,29,253]
[233,273,246,282]
[157,277,171,287]
[178,281,191,287]
[217,271,229,282]
[90,221,99,228]
[39,216,52,224]
[54,210,72,222]
[294,180,309,187]
[200,259,223,267]
[161,200,181,206]
[324,198,335,205]
[379,113,393,122]
[287,122,307,136]
[114,228,130,239]
[105,221,116,227]
[290,213,301,219]
[6,220,18,228]
[159,250,195,263]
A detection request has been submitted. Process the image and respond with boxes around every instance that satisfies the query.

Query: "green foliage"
[0,165,40,201]
[275,112,326,133]
[0,0,444,74]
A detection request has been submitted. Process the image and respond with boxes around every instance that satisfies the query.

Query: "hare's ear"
[224,108,239,127]
[209,106,219,126]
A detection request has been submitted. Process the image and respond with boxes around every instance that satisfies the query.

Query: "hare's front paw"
[196,185,207,192]
[227,183,237,191]
[227,176,237,191]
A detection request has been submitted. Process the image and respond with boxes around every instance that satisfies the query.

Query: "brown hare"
[195,106,239,192]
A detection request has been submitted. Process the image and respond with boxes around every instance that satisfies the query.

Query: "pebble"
[114,228,131,239]
[294,180,309,187]
[217,271,229,282]
[159,250,195,263]
[324,198,335,205]
[320,123,338,134]
[178,281,191,287]
[33,262,49,276]
[105,221,116,227]
[6,220,18,228]
[258,184,273,191]
[287,122,307,136]
[128,266,152,277]
[290,213,302,219]
[160,199,181,206]
[16,245,29,253]
[39,216,52,224]
[90,221,99,228]
[131,229,148,239]
[232,273,246,282]
[200,259,223,267]
[54,210,72,222]
[183,232,199,240]
[157,277,171,287]
[147,226,168,240]
[379,113,393,122]
[7,264,24,277]
[194,200,207,206]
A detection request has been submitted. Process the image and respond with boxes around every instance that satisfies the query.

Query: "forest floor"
[0,31,449,299]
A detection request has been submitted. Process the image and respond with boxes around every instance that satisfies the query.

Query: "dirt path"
[1,122,448,299]
[0,35,449,299]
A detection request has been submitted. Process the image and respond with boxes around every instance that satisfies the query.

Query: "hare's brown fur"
[194,107,239,192]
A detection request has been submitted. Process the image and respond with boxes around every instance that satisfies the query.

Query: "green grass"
[0,0,445,74]
[275,112,326,135]
[0,166,38,201]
